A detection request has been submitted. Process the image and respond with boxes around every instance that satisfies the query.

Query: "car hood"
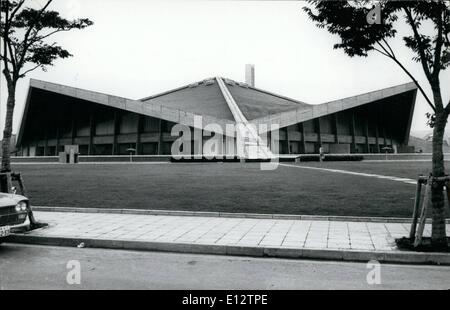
[0,193,28,207]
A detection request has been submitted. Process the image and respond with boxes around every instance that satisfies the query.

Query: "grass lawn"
[11,161,450,218]
[298,161,434,180]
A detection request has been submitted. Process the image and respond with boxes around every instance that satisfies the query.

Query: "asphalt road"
[0,243,449,290]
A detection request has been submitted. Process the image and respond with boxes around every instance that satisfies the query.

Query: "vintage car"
[0,193,29,242]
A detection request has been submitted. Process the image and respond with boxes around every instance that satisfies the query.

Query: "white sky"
[1,0,449,137]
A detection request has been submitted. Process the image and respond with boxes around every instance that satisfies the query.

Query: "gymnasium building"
[15,66,417,157]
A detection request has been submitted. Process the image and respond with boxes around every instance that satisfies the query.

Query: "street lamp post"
[127,148,136,162]
[381,146,393,160]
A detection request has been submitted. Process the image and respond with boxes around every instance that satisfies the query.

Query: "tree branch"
[1,0,12,83]
[17,0,53,69]
[373,47,391,58]
[374,41,436,113]
[432,8,444,80]
[0,55,15,65]
[403,6,433,82]
[381,38,396,59]
[5,34,17,73]
[9,0,25,22]
[445,100,450,116]
[18,63,42,77]
[375,41,394,58]
[2,0,26,74]
[29,28,72,45]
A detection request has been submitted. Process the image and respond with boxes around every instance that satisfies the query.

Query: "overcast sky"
[1,0,449,137]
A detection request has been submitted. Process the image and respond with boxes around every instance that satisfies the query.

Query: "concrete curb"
[31,206,450,224]
[7,233,450,266]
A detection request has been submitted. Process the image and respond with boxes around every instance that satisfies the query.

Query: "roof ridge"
[318,81,417,106]
[19,78,237,145]
[139,76,311,106]
[251,82,418,132]
[215,77,248,124]
[140,77,217,102]
[29,78,130,101]
[140,85,190,102]
[220,77,310,106]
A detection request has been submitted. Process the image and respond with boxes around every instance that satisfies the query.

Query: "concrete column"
[43,104,49,156]
[299,123,306,154]
[333,114,339,143]
[112,111,119,155]
[315,118,322,153]
[88,111,95,155]
[71,118,76,145]
[365,118,370,153]
[136,115,143,155]
[43,103,49,156]
[44,130,48,156]
[158,119,163,155]
[286,127,291,154]
[375,121,380,153]
[350,112,357,153]
[55,127,60,156]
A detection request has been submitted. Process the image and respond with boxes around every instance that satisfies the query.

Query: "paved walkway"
[16,211,448,252]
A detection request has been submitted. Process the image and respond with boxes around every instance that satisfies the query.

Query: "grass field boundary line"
[279,163,418,185]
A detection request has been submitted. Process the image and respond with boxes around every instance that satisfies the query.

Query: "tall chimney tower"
[245,64,255,87]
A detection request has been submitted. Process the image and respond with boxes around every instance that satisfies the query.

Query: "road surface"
[0,243,449,289]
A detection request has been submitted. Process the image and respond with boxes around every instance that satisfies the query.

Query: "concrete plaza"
[8,210,450,265]
[21,211,417,251]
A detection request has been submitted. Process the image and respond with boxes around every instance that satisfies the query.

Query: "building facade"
[15,77,417,157]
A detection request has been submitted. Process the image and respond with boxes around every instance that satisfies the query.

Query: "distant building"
[15,70,417,157]
[409,135,450,153]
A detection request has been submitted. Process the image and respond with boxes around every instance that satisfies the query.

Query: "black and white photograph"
[0,0,449,296]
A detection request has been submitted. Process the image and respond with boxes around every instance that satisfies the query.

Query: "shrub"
[297,154,364,162]
[170,156,240,163]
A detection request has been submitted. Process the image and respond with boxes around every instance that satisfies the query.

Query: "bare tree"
[0,0,93,172]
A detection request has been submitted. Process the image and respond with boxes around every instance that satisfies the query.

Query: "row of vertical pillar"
[37,109,167,156]
[284,112,389,154]
[32,107,394,156]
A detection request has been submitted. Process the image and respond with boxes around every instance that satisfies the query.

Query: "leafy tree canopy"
[303,0,449,112]
[0,0,93,80]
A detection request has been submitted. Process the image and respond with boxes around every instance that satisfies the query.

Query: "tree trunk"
[430,83,448,249]
[1,80,16,173]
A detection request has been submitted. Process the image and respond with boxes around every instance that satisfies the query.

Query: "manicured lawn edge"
[31,206,450,224]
